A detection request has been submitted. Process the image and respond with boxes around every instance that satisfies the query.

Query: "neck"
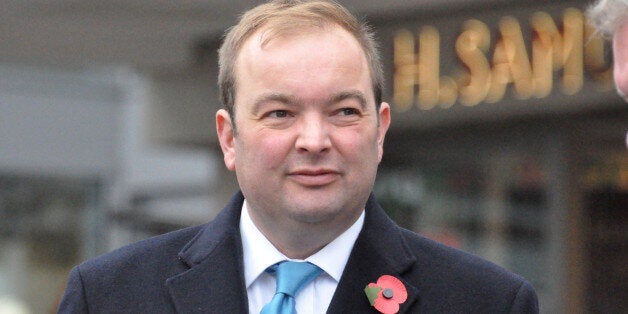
[248,209,362,260]
[271,232,330,260]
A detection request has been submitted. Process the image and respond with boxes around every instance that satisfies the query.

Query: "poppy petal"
[373,297,401,314]
[377,275,408,303]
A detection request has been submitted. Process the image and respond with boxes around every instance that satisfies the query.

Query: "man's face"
[613,20,628,99]
[216,25,390,234]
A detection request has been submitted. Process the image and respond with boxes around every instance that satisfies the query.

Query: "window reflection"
[0,175,97,314]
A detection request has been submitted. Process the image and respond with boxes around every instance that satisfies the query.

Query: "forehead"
[233,24,372,97]
[236,23,366,66]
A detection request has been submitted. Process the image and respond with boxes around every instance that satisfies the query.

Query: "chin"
[288,205,342,224]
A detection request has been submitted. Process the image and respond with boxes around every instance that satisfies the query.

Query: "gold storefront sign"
[393,8,612,111]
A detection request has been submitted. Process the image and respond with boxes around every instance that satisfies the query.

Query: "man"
[588,0,628,149]
[58,1,538,313]
[588,0,628,101]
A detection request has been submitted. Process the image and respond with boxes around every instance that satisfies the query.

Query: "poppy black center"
[383,288,394,299]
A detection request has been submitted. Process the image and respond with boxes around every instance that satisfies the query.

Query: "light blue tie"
[260,261,322,314]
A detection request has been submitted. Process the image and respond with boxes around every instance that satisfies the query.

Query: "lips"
[288,168,340,186]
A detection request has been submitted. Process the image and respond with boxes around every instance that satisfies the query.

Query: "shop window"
[376,150,552,309]
[0,175,99,313]
[582,151,628,313]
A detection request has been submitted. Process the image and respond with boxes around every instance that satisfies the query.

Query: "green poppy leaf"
[364,285,382,306]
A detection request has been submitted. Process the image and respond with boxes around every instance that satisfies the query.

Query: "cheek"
[613,53,628,96]
[614,24,628,96]
[237,133,290,167]
[335,130,379,162]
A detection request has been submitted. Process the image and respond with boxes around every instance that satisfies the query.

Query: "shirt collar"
[240,199,364,287]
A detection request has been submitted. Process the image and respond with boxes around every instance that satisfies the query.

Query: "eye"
[268,110,289,118]
[339,108,359,116]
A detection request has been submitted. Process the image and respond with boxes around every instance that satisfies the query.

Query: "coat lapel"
[327,195,420,314]
[163,192,420,313]
[165,192,249,313]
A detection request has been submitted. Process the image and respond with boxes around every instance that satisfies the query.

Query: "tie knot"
[270,261,322,297]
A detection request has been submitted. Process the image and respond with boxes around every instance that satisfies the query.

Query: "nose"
[295,115,331,154]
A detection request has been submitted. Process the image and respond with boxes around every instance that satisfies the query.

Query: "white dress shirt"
[240,200,364,314]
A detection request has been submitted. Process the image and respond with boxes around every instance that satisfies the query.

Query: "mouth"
[288,169,340,186]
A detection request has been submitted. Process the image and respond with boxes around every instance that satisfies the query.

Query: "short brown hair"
[218,0,383,122]
[587,0,628,37]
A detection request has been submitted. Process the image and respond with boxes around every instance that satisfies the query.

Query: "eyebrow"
[251,93,298,116]
[328,90,368,110]
[251,90,369,115]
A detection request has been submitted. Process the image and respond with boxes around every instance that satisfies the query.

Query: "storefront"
[3,1,623,313]
[370,1,627,312]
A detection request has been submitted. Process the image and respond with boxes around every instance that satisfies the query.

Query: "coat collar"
[327,194,420,313]
[165,191,248,313]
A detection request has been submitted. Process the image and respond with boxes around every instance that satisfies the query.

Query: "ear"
[377,102,391,162]
[216,109,236,171]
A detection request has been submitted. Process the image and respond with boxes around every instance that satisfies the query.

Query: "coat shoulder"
[77,225,204,302]
[398,228,539,312]
[80,224,204,274]
[400,228,522,280]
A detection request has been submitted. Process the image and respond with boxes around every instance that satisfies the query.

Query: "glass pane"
[376,143,554,310]
[0,175,97,313]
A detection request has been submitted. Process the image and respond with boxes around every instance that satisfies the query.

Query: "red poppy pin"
[364,275,408,314]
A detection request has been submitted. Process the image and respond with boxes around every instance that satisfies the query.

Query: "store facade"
[3,1,624,313]
[370,1,627,313]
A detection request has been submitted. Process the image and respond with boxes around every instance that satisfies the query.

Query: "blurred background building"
[0,0,626,313]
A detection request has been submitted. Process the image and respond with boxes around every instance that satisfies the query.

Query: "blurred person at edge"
[57,1,538,313]
[589,0,628,100]
[588,0,628,148]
